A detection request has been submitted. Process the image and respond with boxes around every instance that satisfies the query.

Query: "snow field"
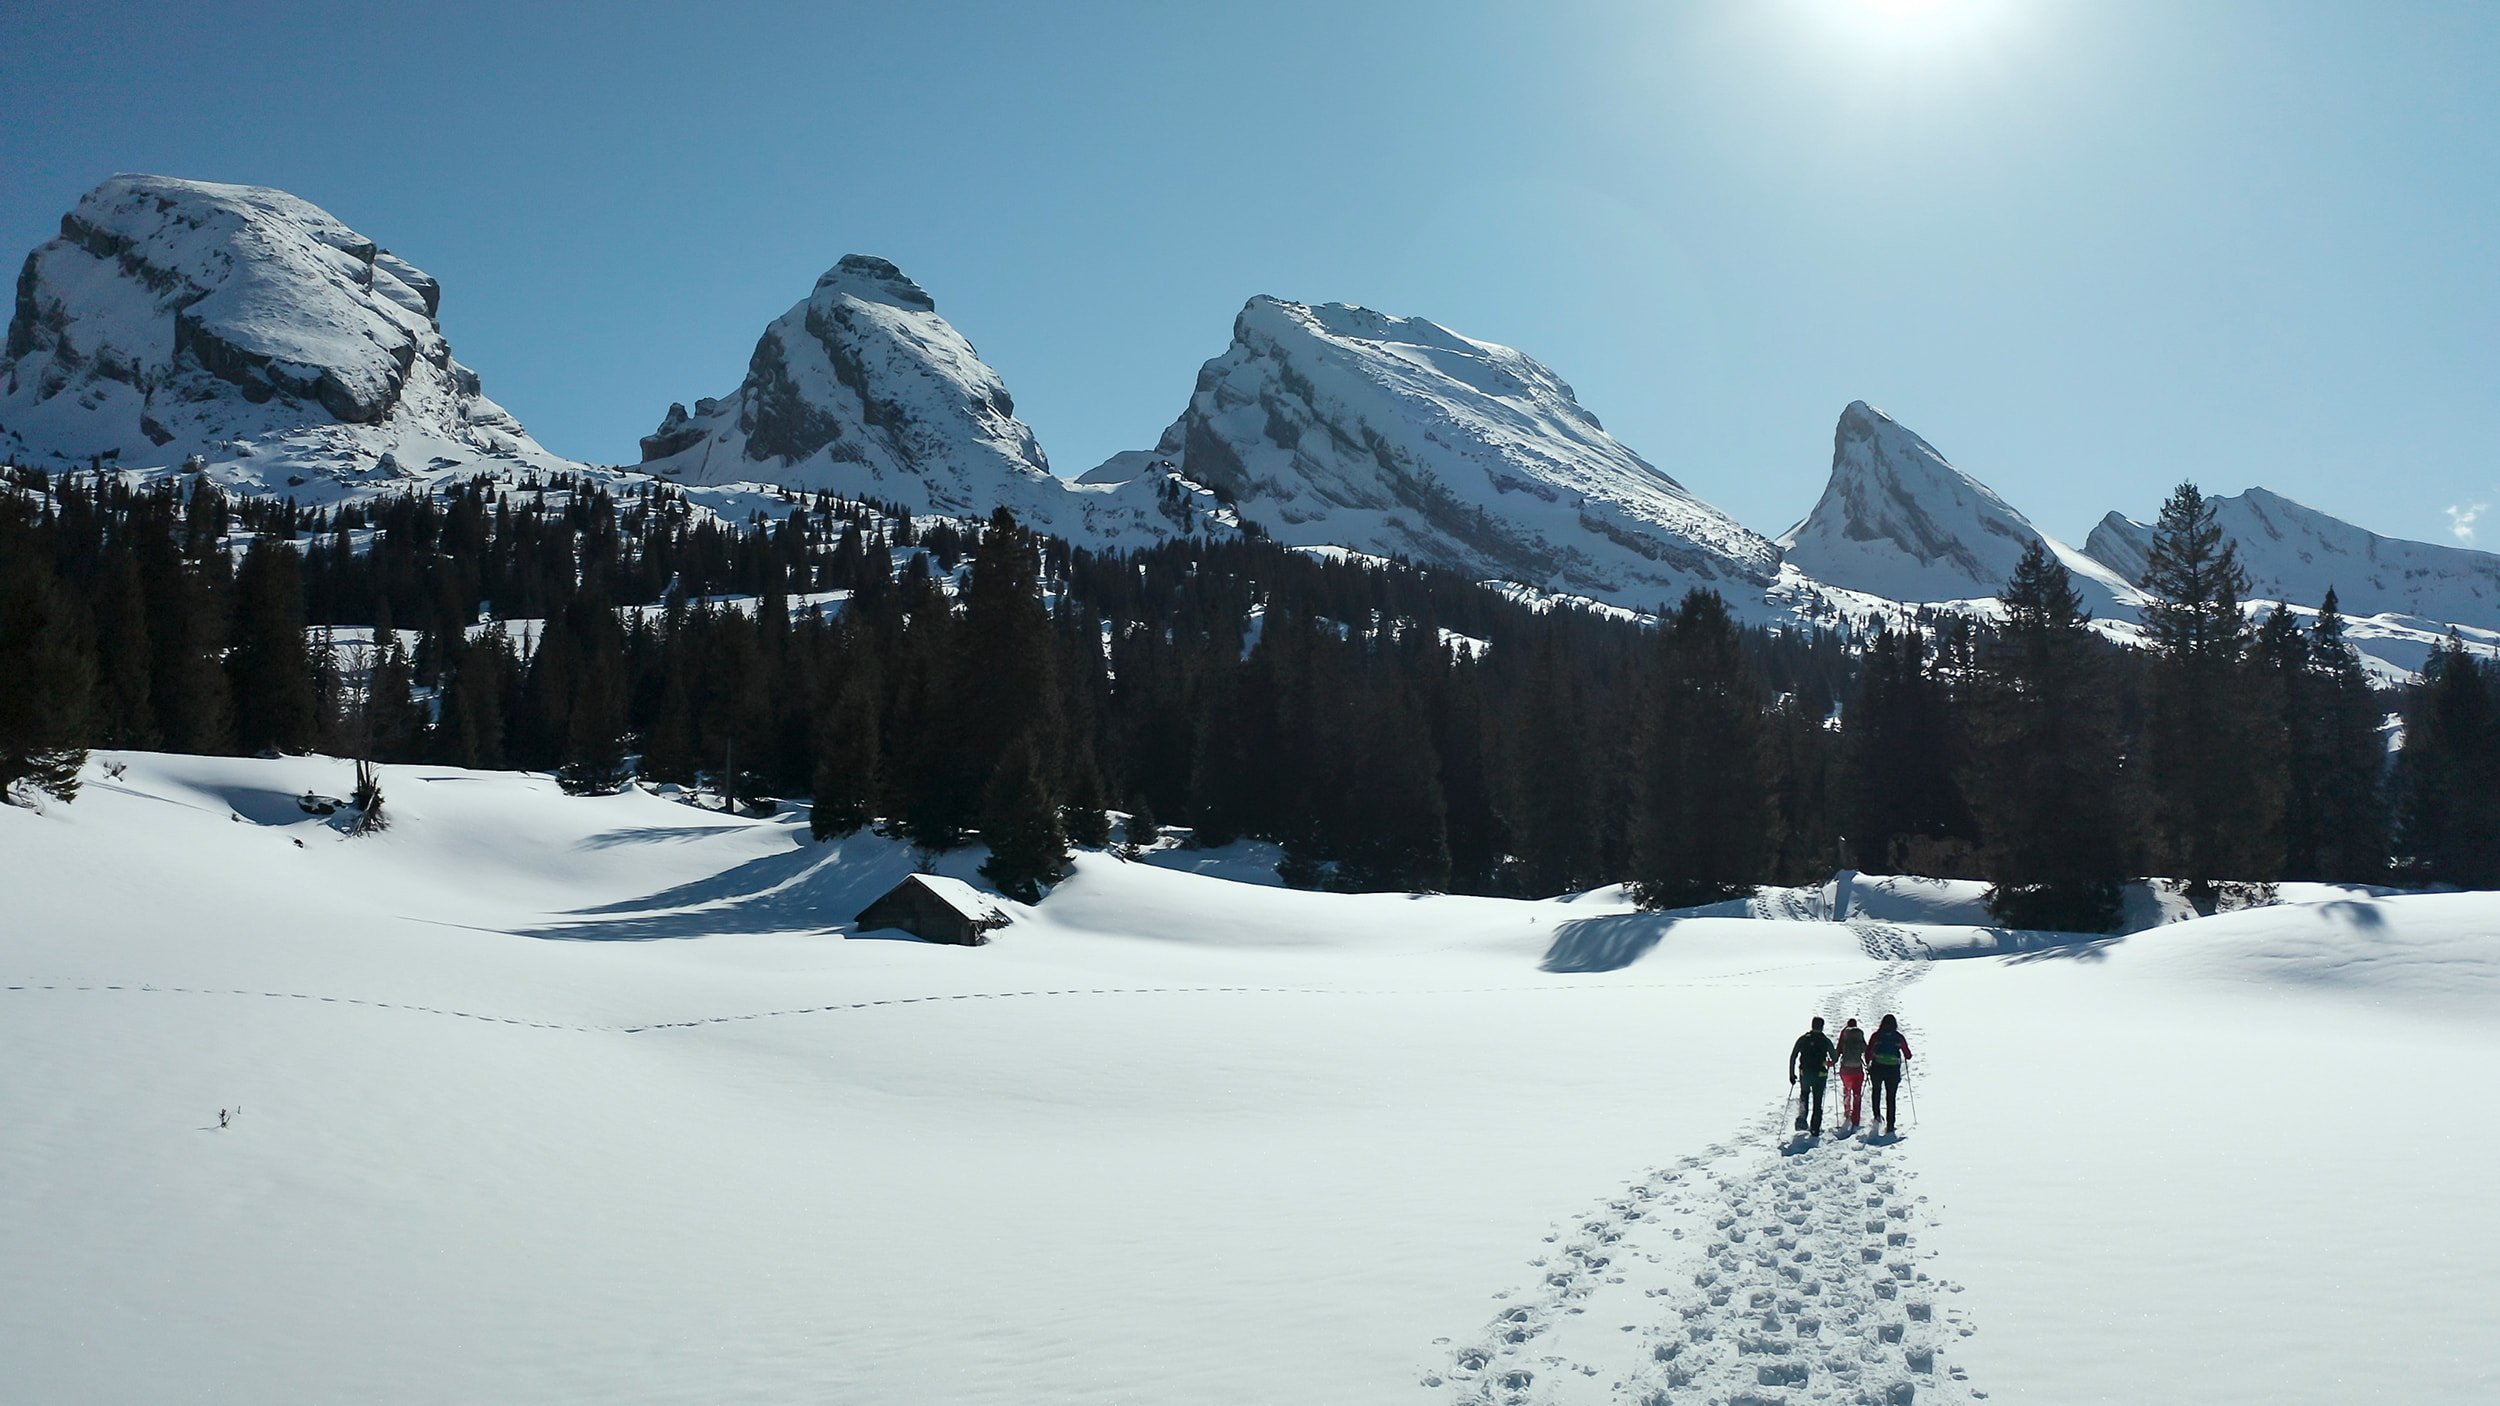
[3,752,2496,1404]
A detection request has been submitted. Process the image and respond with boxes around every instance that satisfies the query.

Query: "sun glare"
[1808,0,2009,65]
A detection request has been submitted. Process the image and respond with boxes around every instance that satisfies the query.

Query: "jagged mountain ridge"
[637,255,1230,546]
[2085,488,2500,635]
[1079,296,1784,607]
[0,174,577,499]
[1778,401,2135,610]
[5,173,2492,678]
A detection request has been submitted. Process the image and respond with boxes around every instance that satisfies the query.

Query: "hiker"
[1788,1016,1836,1136]
[1869,1014,1913,1133]
[1833,1017,1868,1127]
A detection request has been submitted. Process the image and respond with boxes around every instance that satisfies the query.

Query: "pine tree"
[88,542,157,748]
[809,675,881,839]
[227,535,316,755]
[1060,737,1113,849]
[1965,541,2131,931]
[2141,482,2280,907]
[1124,795,1162,848]
[143,526,232,754]
[1629,590,1769,909]
[2302,591,2392,881]
[2394,637,2500,887]
[363,629,426,762]
[1506,623,1596,896]
[558,643,631,795]
[1842,625,1976,875]
[977,734,1069,903]
[0,560,95,804]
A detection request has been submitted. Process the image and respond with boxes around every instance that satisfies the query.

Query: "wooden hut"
[852,874,1010,946]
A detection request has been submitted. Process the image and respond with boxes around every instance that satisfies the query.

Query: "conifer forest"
[4,465,2495,925]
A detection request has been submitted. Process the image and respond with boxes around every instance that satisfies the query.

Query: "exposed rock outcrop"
[0,173,564,497]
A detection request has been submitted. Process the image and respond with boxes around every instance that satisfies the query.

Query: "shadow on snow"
[520,834,926,942]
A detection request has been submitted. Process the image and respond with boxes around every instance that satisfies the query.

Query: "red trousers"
[1838,1066,1866,1124]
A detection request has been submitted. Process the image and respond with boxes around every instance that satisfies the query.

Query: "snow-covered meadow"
[4,753,2493,1404]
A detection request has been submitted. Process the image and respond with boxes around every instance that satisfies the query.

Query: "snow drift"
[6,749,2497,1405]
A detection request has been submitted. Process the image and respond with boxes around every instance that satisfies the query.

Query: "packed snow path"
[1430,961,1980,1406]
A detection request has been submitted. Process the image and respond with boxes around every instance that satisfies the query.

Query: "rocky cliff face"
[2086,487,2500,633]
[640,255,1227,544]
[0,174,565,496]
[1778,402,2134,609]
[1079,297,1781,607]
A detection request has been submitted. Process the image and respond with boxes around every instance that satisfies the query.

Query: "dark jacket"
[1790,1030,1836,1082]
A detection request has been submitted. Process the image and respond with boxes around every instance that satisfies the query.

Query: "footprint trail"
[1428,960,1984,1405]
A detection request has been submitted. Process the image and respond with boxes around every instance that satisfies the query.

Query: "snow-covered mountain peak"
[1081,294,1781,606]
[0,172,569,495]
[2084,486,2500,634]
[1779,401,2132,608]
[813,254,937,312]
[638,252,1047,496]
[639,256,1232,546]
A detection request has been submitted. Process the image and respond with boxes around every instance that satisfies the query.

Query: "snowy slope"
[1779,401,2137,610]
[0,174,588,501]
[7,750,2497,1405]
[639,255,1231,546]
[2085,486,2500,632]
[1080,297,1783,607]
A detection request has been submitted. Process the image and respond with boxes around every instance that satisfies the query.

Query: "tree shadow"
[520,837,926,941]
[1540,913,1674,972]
[2002,935,2128,964]
[578,824,757,851]
[2317,899,2390,929]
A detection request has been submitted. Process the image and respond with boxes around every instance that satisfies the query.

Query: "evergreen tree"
[429,629,511,769]
[1629,590,1769,909]
[88,542,157,748]
[639,616,700,787]
[1333,682,1452,892]
[1966,541,2131,931]
[1124,795,1162,848]
[2301,591,2392,881]
[1059,737,1114,849]
[1842,625,1975,875]
[143,526,232,754]
[227,535,316,755]
[558,643,631,795]
[2141,482,2280,906]
[0,559,95,804]
[363,629,427,763]
[977,735,1069,903]
[2394,637,2500,887]
[1505,623,1596,896]
[809,675,881,839]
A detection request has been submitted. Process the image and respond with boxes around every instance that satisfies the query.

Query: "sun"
[1813,0,2004,57]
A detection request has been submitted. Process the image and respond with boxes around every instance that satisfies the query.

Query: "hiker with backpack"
[1788,1016,1836,1136]
[1833,1017,1869,1128]
[1869,1014,1913,1133]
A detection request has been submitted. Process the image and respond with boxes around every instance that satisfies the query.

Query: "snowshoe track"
[1429,961,1985,1405]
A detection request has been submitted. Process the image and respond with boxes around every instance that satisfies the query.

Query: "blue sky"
[2,0,2492,548]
